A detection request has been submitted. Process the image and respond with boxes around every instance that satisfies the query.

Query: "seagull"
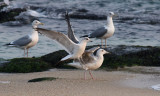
[25,5,47,18]
[65,11,109,80]
[3,0,9,5]
[69,47,109,80]
[6,20,44,57]
[36,28,91,62]
[82,12,115,48]
[0,0,9,6]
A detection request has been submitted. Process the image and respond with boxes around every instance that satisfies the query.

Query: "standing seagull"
[68,47,109,80]
[37,28,91,62]
[6,20,44,57]
[82,12,115,48]
[65,11,109,80]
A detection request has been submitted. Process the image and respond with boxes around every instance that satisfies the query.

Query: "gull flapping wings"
[65,11,79,44]
[80,46,100,65]
[65,11,100,64]
[37,28,76,54]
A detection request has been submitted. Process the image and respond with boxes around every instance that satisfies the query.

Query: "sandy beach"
[0,69,160,96]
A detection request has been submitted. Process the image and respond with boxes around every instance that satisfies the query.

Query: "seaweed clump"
[102,47,160,69]
[0,57,50,73]
[28,77,57,82]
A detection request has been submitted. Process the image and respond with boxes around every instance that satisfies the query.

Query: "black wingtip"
[65,11,69,20]
[3,43,13,46]
[80,35,89,38]
[5,43,10,45]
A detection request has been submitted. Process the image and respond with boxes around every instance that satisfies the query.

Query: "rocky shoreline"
[0,45,160,73]
[1,4,160,25]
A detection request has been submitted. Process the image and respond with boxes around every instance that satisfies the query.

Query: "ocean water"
[151,84,160,91]
[0,0,160,59]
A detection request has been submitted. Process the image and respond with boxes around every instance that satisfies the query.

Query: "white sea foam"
[0,81,10,84]
[151,84,160,91]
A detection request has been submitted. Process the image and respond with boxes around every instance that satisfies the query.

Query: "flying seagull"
[36,28,91,62]
[82,12,115,48]
[6,20,44,57]
[65,11,109,80]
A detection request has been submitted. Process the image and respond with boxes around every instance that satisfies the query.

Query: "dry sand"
[0,69,160,96]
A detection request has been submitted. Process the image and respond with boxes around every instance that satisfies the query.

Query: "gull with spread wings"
[37,27,91,62]
[65,11,109,80]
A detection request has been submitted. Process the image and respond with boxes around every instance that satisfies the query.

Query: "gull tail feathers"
[67,62,82,69]
[4,42,16,46]
[60,55,73,61]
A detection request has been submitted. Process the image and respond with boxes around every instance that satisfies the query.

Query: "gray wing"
[12,35,32,47]
[89,26,107,38]
[65,11,79,44]
[85,46,100,53]
[37,28,76,54]
[80,47,100,65]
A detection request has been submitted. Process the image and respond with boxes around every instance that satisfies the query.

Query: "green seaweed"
[102,47,160,69]
[28,77,57,82]
[0,8,26,23]
[0,45,160,73]
[0,57,50,73]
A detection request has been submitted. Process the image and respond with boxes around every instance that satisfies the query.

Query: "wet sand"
[0,69,159,96]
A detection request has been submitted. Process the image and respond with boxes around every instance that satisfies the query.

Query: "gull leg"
[101,39,103,48]
[89,70,94,80]
[24,49,25,57]
[84,70,86,80]
[27,49,29,57]
[105,39,107,48]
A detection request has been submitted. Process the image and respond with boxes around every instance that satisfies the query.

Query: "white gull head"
[108,12,115,17]
[81,37,91,43]
[32,20,44,29]
[97,49,109,55]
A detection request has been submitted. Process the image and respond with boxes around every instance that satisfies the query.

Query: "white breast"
[26,31,39,49]
[102,26,115,39]
[85,56,104,70]
[72,41,87,59]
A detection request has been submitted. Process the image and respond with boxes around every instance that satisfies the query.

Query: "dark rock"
[69,13,106,20]
[1,45,160,73]
[0,60,9,67]
[102,46,160,69]
[0,8,27,23]
[41,50,74,68]
[0,2,7,10]
[76,9,88,13]
[0,58,50,73]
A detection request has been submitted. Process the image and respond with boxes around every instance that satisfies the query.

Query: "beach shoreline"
[0,69,159,96]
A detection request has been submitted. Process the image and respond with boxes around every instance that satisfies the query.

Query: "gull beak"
[113,14,118,17]
[105,51,110,54]
[40,23,44,25]
[90,40,93,42]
